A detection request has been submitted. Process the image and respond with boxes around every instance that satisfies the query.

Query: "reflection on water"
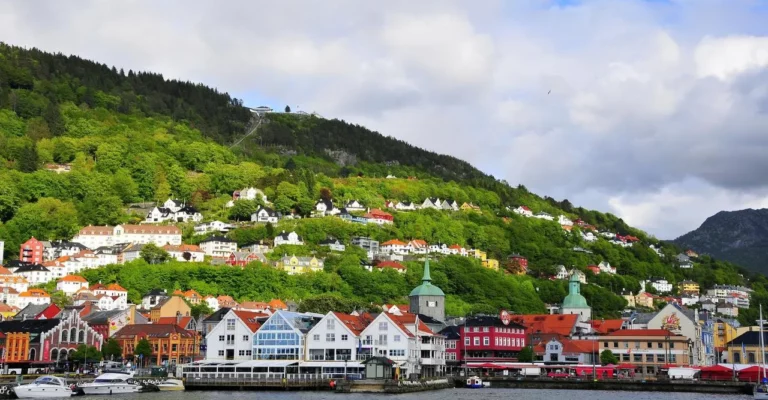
[102,388,743,400]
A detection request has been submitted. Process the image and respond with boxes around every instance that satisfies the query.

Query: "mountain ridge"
[673,208,768,275]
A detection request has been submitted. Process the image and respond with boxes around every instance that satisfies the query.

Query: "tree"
[134,338,152,366]
[285,105,291,113]
[140,243,170,264]
[69,344,102,363]
[600,349,618,365]
[102,338,122,360]
[517,346,534,362]
[50,290,73,307]
[228,199,258,221]
[17,141,39,172]
[189,302,214,319]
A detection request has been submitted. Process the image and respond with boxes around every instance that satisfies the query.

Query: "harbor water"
[83,389,747,399]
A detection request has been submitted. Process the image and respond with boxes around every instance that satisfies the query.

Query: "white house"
[313,200,340,217]
[194,221,234,235]
[569,269,587,284]
[649,244,664,257]
[395,202,416,211]
[420,198,441,210]
[306,311,369,362]
[534,212,554,221]
[206,309,267,361]
[92,283,129,300]
[200,236,238,257]
[513,206,533,217]
[440,199,459,211]
[235,187,268,203]
[140,289,168,310]
[555,265,570,280]
[144,205,202,224]
[558,215,573,226]
[13,264,53,285]
[319,238,346,252]
[251,206,279,224]
[642,279,673,293]
[73,225,182,249]
[598,261,616,274]
[164,244,205,262]
[407,240,429,255]
[56,275,89,296]
[380,240,408,255]
[96,294,128,311]
[581,231,597,242]
[428,243,449,255]
[344,200,365,213]
[16,289,51,309]
[0,275,29,294]
[274,231,304,246]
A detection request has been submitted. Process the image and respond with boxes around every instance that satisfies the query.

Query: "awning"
[299,361,363,368]
[232,360,299,368]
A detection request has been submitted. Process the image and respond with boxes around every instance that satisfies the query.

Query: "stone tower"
[409,258,445,322]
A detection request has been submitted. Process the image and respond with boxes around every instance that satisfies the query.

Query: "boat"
[465,376,488,388]
[13,376,74,398]
[755,305,768,400]
[156,378,185,391]
[79,372,142,395]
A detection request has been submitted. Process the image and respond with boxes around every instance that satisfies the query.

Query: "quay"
[185,376,331,391]
[455,377,754,395]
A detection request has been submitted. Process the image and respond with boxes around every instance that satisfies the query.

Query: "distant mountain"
[674,209,768,274]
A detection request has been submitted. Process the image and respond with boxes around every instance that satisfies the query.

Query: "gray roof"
[82,309,125,324]
[14,304,50,320]
[631,312,655,325]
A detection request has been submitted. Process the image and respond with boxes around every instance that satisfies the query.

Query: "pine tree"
[17,142,39,172]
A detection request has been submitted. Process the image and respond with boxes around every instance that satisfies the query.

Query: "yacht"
[13,375,74,398]
[465,376,489,388]
[79,372,142,395]
[754,305,768,400]
[156,378,185,391]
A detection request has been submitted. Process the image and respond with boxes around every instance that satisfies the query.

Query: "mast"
[761,304,765,381]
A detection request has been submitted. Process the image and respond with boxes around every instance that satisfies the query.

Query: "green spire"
[409,257,444,297]
[422,257,432,283]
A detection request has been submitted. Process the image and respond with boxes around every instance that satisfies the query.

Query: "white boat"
[465,376,489,388]
[156,378,185,391]
[79,372,142,395]
[755,305,768,400]
[13,376,74,398]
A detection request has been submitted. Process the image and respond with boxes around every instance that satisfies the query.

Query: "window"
[669,343,674,349]
[389,349,405,357]
[341,334,349,341]
[394,335,401,342]
[327,319,335,330]
[226,334,235,345]
[473,327,479,332]
[465,337,470,345]
[219,335,225,342]
[379,334,387,345]
[239,350,246,356]
[379,322,388,331]
[657,342,663,349]
[218,350,225,356]
[603,342,608,348]
[226,318,236,330]
[622,354,630,361]
[670,354,676,363]
[243,335,249,342]
[474,337,480,346]
[246,350,252,356]
[647,342,652,348]
[483,337,490,346]
[483,327,489,332]
[613,342,618,348]
[645,354,654,362]
[313,334,320,341]
[657,354,666,363]
[172,344,177,352]
[633,354,642,362]
[326,333,336,342]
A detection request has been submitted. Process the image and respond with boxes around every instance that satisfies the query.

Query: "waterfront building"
[252,311,323,360]
[205,309,268,361]
[597,329,690,376]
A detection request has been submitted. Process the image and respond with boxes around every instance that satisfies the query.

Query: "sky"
[2,0,768,239]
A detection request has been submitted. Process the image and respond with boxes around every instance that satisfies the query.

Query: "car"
[547,372,571,379]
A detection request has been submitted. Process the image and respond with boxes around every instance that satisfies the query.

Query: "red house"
[364,209,394,224]
[587,265,601,275]
[20,237,44,265]
[505,254,528,275]
[226,252,267,267]
[441,315,527,364]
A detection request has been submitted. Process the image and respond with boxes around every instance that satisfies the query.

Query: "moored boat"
[79,372,142,395]
[13,376,74,398]
[156,378,185,391]
[466,376,488,388]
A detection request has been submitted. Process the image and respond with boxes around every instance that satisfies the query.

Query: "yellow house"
[277,255,325,275]
[678,280,700,294]
[622,292,636,308]
[482,259,499,271]
[469,249,487,261]
[712,319,739,354]
[635,292,655,309]
[460,202,481,212]
[150,296,191,323]
[0,303,18,320]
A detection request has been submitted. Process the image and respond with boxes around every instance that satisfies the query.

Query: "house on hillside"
[274,231,304,246]
[420,198,442,210]
[558,215,573,226]
[251,206,279,223]
[555,265,569,280]
[598,261,616,274]
[351,237,379,259]
[380,240,408,255]
[344,200,365,212]
[513,206,533,217]
[313,200,340,217]
[440,199,459,211]
[194,221,234,235]
[227,187,268,207]
[365,209,394,225]
[395,201,416,211]
[319,238,345,252]
[200,236,238,258]
[276,255,324,275]
[534,212,554,221]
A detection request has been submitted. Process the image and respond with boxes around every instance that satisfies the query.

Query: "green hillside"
[1,42,764,323]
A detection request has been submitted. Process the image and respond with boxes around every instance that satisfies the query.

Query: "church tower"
[560,273,592,322]
[409,258,445,322]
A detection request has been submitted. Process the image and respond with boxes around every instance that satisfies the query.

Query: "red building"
[441,315,527,364]
[226,252,267,267]
[505,254,528,274]
[20,237,44,265]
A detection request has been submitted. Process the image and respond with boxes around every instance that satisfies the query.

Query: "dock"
[455,377,754,395]
[185,376,332,391]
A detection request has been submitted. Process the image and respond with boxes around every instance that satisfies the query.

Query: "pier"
[454,377,754,395]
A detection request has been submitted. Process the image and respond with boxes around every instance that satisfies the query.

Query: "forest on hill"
[0,42,763,323]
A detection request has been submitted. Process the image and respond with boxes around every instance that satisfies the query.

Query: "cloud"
[2,0,768,238]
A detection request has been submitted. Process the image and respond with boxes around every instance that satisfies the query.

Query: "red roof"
[381,239,407,246]
[591,319,624,334]
[367,209,392,218]
[535,338,596,355]
[268,299,288,310]
[332,312,372,336]
[510,314,578,336]
[587,265,600,273]
[409,239,428,247]
[39,304,62,320]
[156,316,193,329]
[0,266,12,275]
[449,244,463,250]
[605,329,678,337]
[520,206,531,211]
[392,313,434,335]
[232,310,268,333]
[376,261,405,270]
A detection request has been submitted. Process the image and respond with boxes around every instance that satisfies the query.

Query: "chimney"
[176,311,181,325]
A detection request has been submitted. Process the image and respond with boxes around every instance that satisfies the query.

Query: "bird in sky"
[548,90,551,95]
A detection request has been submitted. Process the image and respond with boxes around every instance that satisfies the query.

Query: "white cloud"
[2,0,768,238]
